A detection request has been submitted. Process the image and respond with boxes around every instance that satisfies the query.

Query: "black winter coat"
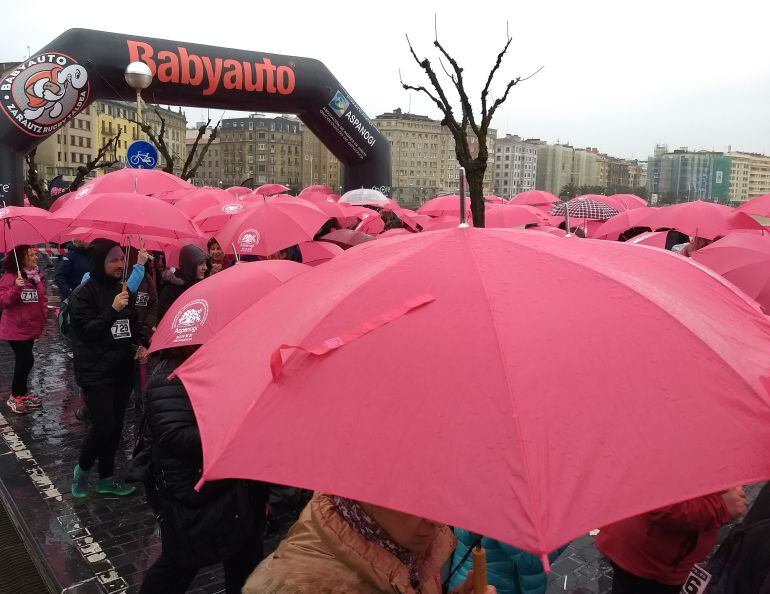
[69,278,141,387]
[55,246,90,301]
[134,273,158,342]
[143,358,268,565]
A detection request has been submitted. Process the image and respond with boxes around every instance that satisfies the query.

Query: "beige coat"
[243,493,456,594]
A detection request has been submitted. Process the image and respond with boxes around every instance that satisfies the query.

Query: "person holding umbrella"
[243,492,494,594]
[69,239,146,498]
[55,238,90,301]
[157,245,210,322]
[0,245,48,414]
[207,238,232,275]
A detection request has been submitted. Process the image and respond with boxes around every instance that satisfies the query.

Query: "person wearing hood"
[55,239,90,301]
[156,245,210,323]
[0,245,48,414]
[68,239,146,498]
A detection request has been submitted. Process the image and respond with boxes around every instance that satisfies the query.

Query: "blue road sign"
[126,140,158,169]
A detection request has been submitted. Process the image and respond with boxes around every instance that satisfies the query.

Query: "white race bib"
[136,292,149,307]
[21,288,38,303]
[110,319,132,340]
[680,564,712,594]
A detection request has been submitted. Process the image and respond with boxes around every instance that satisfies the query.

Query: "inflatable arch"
[0,29,391,205]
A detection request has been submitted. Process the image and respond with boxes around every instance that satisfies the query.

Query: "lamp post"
[304,154,314,185]
[124,62,153,127]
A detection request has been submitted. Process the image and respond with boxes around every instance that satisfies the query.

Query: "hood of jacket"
[176,244,210,285]
[89,238,122,285]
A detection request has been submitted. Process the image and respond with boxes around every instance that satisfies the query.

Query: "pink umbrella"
[51,192,202,240]
[71,169,192,197]
[52,226,178,254]
[300,185,334,196]
[484,195,506,205]
[594,208,657,239]
[610,194,648,209]
[626,231,669,249]
[300,191,340,203]
[318,229,375,248]
[306,200,366,226]
[0,206,65,251]
[49,192,74,213]
[149,260,307,353]
[588,194,629,212]
[216,198,328,257]
[377,228,413,238]
[528,225,568,237]
[174,188,234,218]
[355,213,386,235]
[193,201,255,235]
[254,183,291,196]
[153,188,197,204]
[691,232,770,312]
[390,208,432,232]
[298,241,345,266]
[417,195,470,218]
[225,186,252,197]
[420,215,462,232]
[485,204,550,228]
[644,201,762,240]
[508,190,560,207]
[175,226,770,561]
[736,194,770,226]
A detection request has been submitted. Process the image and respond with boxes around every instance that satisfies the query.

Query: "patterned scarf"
[24,267,41,285]
[332,496,422,590]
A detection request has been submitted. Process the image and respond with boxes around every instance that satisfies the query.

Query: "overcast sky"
[3,0,769,160]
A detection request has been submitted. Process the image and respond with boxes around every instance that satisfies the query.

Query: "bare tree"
[133,110,220,181]
[401,23,542,227]
[24,130,122,209]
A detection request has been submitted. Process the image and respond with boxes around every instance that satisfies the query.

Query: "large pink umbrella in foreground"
[216,198,328,257]
[175,227,770,561]
[71,168,192,197]
[149,260,307,353]
[692,231,770,312]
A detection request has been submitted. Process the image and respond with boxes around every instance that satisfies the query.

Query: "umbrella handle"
[472,547,487,594]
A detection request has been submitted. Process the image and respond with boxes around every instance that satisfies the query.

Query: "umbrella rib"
[460,231,547,554]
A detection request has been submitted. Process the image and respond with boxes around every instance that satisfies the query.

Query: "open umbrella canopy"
[254,183,291,196]
[339,188,390,208]
[216,197,328,257]
[300,191,341,203]
[174,188,234,218]
[551,196,619,220]
[484,195,506,204]
[355,213,386,235]
[300,185,335,196]
[485,204,550,228]
[49,192,74,212]
[626,231,670,249]
[297,241,345,266]
[193,201,255,235]
[175,227,770,558]
[318,228,375,248]
[149,260,307,354]
[691,231,770,312]
[0,205,64,250]
[225,186,252,197]
[736,194,770,224]
[417,195,470,218]
[609,194,648,209]
[71,169,192,197]
[594,208,657,238]
[508,190,560,208]
[643,200,762,240]
[50,192,202,240]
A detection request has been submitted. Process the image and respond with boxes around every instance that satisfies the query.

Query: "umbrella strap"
[270,294,435,380]
[442,535,482,591]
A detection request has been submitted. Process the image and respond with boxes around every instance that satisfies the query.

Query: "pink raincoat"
[0,271,48,340]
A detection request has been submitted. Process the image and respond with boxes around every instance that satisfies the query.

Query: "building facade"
[300,127,341,191]
[726,152,770,204]
[185,125,221,187]
[493,135,538,198]
[219,114,303,190]
[34,104,98,180]
[646,147,736,203]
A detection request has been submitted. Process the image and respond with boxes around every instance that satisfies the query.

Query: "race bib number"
[21,288,38,303]
[110,319,132,340]
[680,564,711,594]
[136,292,149,307]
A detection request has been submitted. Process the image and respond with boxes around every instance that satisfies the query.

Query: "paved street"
[0,277,751,593]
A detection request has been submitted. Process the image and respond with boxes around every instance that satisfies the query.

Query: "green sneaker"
[95,478,135,496]
[71,465,89,499]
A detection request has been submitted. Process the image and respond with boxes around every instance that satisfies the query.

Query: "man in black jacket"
[156,244,210,324]
[69,239,147,498]
[137,351,268,594]
[55,240,90,301]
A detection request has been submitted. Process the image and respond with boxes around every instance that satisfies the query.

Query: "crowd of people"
[0,201,767,594]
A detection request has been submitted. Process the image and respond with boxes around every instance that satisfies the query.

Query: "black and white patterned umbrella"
[551,197,619,221]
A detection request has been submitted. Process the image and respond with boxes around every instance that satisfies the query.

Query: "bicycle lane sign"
[126,140,158,169]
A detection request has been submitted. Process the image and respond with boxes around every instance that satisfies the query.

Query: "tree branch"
[181,119,221,181]
[132,109,175,174]
[69,129,123,192]
[432,37,479,135]
[481,37,512,123]
[485,65,544,124]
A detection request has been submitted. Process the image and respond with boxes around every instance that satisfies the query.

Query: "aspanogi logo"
[171,299,209,343]
[1,53,89,137]
[329,90,350,117]
[75,183,94,198]
[238,228,261,253]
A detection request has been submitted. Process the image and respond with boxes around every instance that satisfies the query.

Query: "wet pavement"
[0,274,759,593]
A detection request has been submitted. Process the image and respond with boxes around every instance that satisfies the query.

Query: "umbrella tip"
[541,553,551,574]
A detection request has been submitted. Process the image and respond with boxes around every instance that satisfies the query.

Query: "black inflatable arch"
[0,29,391,205]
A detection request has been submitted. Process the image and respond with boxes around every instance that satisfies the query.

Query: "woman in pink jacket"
[0,245,48,414]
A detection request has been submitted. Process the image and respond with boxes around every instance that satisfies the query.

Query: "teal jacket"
[448,530,566,594]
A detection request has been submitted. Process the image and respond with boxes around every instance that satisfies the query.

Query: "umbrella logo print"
[221,203,243,214]
[0,208,8,218]
[238,229,261,252]
[171,299,209,343]
[75,184,94,198]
